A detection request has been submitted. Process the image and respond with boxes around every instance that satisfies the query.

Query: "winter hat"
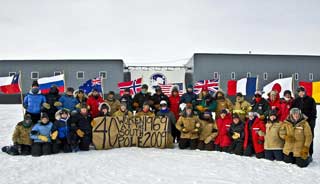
[66,87,74,93]
[171,86,179,93]
[236,92,243,97]
[297,86,306,93]
[232,113,240,119]
[59,109,69,115]
[120,98,127,102]
[290,108,301,115]
[255,90,262,96]
[187,84,193,89]
[160,100,167,106]
[272,83,282,93]
[32,80,39,87]
[41,113,49,120]
[78,89,84,94]
[283,90,292,96]
[99,103,110,112]
[220,109,228,115]
[24,114,32,121]
[269,110,278,117]
[142,84,148,89]
[155,86,161,92]
[92,88,99,92]
[108,91,115,96]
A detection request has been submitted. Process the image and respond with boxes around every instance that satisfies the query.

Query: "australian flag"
[78,77,103,94]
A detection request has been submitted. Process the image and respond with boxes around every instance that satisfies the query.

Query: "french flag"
[0,74,21,94]
[227,77,258,96]
[38,74,65,94]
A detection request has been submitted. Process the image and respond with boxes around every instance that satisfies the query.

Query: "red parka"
[169,94,180,120]
[87,95,104,118]
[214,114,232,147]
[243,117,266,154]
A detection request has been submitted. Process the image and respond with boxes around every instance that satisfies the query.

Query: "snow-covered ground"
[0,105,319,184]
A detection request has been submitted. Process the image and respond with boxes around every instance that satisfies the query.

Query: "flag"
[118,78,142,95]
[299,81,320,103]
[159,83,184,96]
[194,79,219,95]
[0,74,21,94]
[79,77,103,95]
[262,77,293,98]
[227,77,257,96]
[38,74,65,94]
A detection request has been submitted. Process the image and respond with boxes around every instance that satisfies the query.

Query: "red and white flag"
[0,74,21,94]
[118,78,142,96]
[159,83,184,96]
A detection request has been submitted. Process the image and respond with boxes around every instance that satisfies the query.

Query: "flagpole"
[62,70,66,93]
[256,75,259,91]
[291,74,294,93]
[19,71,25,116]
[101,76,105,100]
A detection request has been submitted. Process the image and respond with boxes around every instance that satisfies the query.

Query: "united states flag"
[159,83,184,96]
[194,79,220,95]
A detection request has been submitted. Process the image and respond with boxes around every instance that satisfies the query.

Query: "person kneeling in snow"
[281,108,312,168]
[264,110,285,161]
[70,105,93,151]
[243,112,266,159]
[198,110,218,151]
[176,106,201,150]
[227,113,245,155]
[1,114,33,156]
[52,109,72,153]
[30,113,54,157]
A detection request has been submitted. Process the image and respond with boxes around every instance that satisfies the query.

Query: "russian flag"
[38,74,65,94]
[0,74,21,94]
[227,77,257,96]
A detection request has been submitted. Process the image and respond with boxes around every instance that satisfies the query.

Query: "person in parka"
[228,113,245,155]
[113,102,133,118]
[70,105,93,151]
[42,85,61,123]
[280,108,312,168]
[135,103,155,117]
[23,81,46,124]
[195,87,217,114]
[176,106,201,150]
[151,86,170,113]
[105,91,121,115]
[243,112,266,159]
[86,88,104,118]
[233,92,252,122]
[251,91,270,121]
[30,113,54,157]
[157,100,176,143]
[214,91,233,118]
[51,109,72,153]
[2,114,33,156]
[119,88,133,111]
[279,90,294,122]
[214,109,233,152]
[198,110,218,151]
[133,84,152,111]
[264,110,285,161]
[58,87,78,113]
[74,89,88,111]
[179,84,197,110]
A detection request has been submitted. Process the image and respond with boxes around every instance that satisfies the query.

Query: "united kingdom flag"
[193,79,220,95]
[118,78,142,96]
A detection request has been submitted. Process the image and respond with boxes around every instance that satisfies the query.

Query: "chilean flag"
[0,74,21,94]
[227,77,257,96]
[38,74,65,94]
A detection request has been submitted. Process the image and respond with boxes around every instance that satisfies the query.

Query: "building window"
[77,71,84,79]
[54,71,62,76]
[231,72,236,80]
[309,73,314,81]
[294,73,299,81]
[213,72,219,79]
[99,71,107,79]
[246,72,251,78]
[278,73,283,79]
[263,72,268,80]
[9,72,16,76]
[31,72,39,79]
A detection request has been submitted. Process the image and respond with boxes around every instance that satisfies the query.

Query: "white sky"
[0,0,319,65]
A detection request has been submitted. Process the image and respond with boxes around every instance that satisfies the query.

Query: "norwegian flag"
[159,83,184,97]
[193,79,220,95]
[118,78,142,96]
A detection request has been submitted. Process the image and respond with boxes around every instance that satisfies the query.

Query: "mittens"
[204,136,213,144]
[232,132,240,140]
[51,131,58,140]
[54,101,62,107]
[38,135,48,142]
[76,129,85,138]
[42,103,51,110]
[300,146,309,160]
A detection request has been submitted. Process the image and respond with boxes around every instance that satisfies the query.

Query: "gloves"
[204,136,213,144]
[76,129,85,138]
[182,128,188,133]
[54,101,62,107]
[75,103,81,109]
[195,123,201,128]
[42,103,50,109]
[192,128,199,133]
[51,131,58,140]
[38,135,48,142]
[300,146,309,160]
[257,130,265,136]
[133,102,139,108]
[232,132,241,140]
[196,105,205,112]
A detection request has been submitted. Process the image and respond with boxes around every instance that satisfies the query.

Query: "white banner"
[130,67,185,94]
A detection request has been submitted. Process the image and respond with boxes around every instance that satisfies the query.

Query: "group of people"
[2,81,317,168]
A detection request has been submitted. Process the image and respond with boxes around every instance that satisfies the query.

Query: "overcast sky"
[0,0,319,65]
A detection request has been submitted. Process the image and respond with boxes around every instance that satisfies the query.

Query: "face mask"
[31,87,39,94]
[141,89,147,94]
[161,107,167,111]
